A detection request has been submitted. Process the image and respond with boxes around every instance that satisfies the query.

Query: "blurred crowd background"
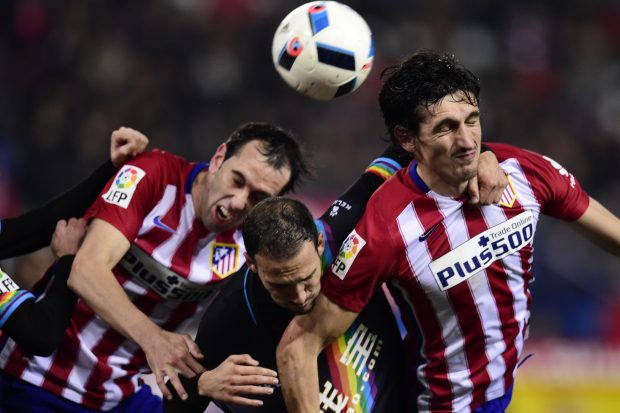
[1,0,619,371]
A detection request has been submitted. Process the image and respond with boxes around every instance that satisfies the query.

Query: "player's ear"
[209,143,227,173]
[317,231,325,257]
[244,252,257,273]
[394,125,416,154]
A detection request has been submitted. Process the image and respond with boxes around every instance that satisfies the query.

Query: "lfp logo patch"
[0,268,20,294]
[102,165,146,209]
[331,230,366,280]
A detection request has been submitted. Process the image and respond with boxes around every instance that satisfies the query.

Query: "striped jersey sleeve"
[489,143,590,221]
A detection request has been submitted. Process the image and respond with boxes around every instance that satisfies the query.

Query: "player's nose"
[290,285,307,306]
[229,191,249,213]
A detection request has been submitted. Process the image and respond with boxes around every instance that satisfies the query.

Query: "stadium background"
[0,0,619,411]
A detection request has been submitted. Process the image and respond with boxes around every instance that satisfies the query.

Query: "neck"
[416,163,468,197]
[191,170,209,217]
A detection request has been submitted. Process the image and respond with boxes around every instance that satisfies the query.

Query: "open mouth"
[216,205,231,222]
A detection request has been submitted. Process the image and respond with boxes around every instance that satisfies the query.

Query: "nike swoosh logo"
[418,224,439,242]
[153,216,176,234]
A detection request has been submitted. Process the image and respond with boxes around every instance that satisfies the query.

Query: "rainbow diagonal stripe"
[365,157,402,180]
[315,219,335,274]
[0,290,34,328]
[322,322,378,413]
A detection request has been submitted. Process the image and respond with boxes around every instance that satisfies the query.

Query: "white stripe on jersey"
[152,193,196,267]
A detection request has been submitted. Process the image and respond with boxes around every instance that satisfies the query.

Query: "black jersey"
[187,265,406,413]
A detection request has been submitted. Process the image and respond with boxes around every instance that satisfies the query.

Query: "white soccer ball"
[271,1,374,101]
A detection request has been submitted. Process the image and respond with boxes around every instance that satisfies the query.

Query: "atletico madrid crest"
[210,243,239,279]
[499,175,518,208]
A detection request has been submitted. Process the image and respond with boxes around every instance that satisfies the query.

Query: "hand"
[110,127,149,167]
[142,328,205,400]
[197,354,279,406]
[467,150,508,205]
[51,218,87,259]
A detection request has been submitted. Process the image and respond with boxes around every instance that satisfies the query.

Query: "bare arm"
[277,294,358,413]
[67,218,205,400]
[569,197,620,256]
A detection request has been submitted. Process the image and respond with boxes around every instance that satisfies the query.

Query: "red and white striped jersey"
[0,149,246,410]
[323,143,590,413]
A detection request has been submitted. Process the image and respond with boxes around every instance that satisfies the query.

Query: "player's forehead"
[226,141,292,195]
[421,92,479,125]
[256,241,320,284]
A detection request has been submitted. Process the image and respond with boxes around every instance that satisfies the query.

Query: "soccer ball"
[271,1,374,101]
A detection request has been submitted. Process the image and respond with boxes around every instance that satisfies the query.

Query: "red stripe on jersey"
[41,300,99,394]
[495,204,530,393]
[42,323,84,395]
[460,207,493,410]
[82,295,160,409]
[82,330,127,408]
[2,345,29,378]
[410,199,454,412]
[169,223,209,275]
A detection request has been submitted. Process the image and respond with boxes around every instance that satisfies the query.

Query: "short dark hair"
[225,122,310,194]
[242,197,318,261]
[379,51,481,143]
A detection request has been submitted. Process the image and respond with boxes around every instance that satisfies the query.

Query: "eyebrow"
[233,170,273,199]
[272,268,317,286]
[431,110,480,133]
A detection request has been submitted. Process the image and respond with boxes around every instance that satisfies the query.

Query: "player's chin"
[289,300,316,315]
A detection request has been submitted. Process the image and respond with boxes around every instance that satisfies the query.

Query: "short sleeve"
[85,150,168,242]
[321,205,397,313]
[519,147,589,221]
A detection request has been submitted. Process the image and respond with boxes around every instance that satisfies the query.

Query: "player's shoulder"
[485,142,530,160]
[487,142,553,176]
[129,148,188,167]
[119,149,195,185]
[366,167,418,211]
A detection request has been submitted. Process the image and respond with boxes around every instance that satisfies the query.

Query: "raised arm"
[569,196,620,256]
[67,218,205,400]
[277,293,358,413]
[0,128,149,259]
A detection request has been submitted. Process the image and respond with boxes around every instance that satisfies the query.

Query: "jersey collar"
[185,162,209,194]
[408,161,431,194]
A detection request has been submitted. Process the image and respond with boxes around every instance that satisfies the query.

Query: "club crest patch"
[331,230,366,280]
[499,175,517,208]
[210,243,239,279]
[102,165,146,209]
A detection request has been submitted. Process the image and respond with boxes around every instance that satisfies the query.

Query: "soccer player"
[0,122,308,412]
[276,51,620,413]
[164,142,508,412]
